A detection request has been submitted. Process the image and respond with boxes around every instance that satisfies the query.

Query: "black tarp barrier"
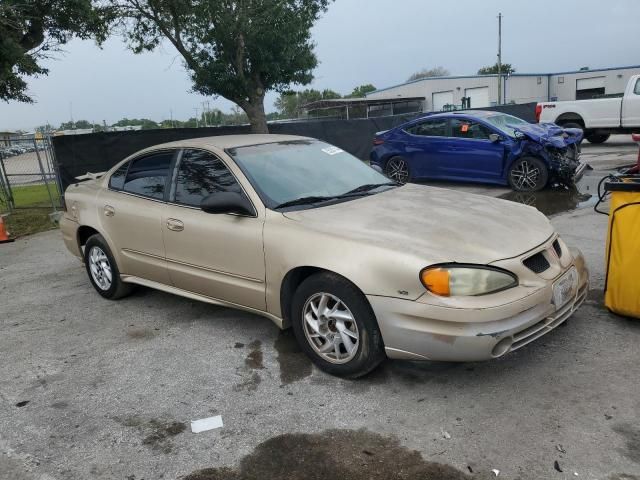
[53,103,536,191]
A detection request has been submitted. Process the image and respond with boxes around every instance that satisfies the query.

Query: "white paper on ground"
[191,415,223,433]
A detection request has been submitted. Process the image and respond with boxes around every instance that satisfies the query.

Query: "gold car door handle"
[166,218,184,232]
[104,205,115,217]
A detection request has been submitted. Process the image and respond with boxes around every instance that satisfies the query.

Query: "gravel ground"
[0,143,639,480]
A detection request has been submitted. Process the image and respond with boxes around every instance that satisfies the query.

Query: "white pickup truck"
[536,74,640,144]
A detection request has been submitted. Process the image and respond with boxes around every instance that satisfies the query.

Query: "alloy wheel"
[88,246,112,291]
[386,158,410,184]
[510,159,540,190]
[302,292,360,364]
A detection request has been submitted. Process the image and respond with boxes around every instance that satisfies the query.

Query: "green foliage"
[59,120,94,130]
[407,67,450,82]
[274,88,341,118]
[346,84,376,98]
[0,0,112,103]
[112,118,159,129]
[115,0,331,133]
[477,63,516,75]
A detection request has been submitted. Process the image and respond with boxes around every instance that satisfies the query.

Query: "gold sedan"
[61,135,589,377]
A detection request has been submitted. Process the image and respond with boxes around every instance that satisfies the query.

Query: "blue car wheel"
[385,156,411,184]
[508,156,549,192]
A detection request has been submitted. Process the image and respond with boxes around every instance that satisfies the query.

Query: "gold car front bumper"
[368,249,589,362]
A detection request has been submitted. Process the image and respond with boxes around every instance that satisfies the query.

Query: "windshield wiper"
[341,182,399,195]
[275,183,399,210]
[274,195,338,209]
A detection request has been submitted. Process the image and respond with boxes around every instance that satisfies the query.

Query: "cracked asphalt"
[0,137,639,480]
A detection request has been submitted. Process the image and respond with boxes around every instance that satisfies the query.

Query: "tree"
[114,0,331,133]
[477,63,516,75]
[347,84,376,98]
[0,0,111,103]
[59,119,94,130]
[112,117,159,129]
[275,88,341,118]
[407,67,450,82]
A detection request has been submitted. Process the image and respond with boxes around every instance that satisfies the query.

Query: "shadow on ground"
[182,429,470,480]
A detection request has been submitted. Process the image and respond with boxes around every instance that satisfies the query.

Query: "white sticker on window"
[321,146,343,155]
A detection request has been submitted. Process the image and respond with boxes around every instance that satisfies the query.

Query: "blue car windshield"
[483,113,530,138]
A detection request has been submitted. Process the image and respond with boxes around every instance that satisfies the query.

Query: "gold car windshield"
[228,140,395,210]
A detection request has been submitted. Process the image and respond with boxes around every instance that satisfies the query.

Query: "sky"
[1,0,638,131]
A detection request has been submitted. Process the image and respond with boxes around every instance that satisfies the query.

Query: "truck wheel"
[585,133,610,144]
[561,122,583,131]
[508,157,548,192]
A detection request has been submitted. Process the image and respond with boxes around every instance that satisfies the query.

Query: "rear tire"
[84,234,133,300]
[385,156,411,184]
[585,133,610,144]
[507,156,549,192]
[291,272,385,378]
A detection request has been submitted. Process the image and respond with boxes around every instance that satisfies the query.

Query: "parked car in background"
[537,74,640,144]
[370,111,585,192]
[61,135,588,377]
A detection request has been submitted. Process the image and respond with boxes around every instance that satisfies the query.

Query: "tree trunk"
[243,98,269,134]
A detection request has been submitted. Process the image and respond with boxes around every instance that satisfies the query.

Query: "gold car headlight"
[420,264,518,297]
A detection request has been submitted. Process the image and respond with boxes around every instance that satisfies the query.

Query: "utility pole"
[201,102,208,127]
[194,107,199,128]
[497,12,503,105]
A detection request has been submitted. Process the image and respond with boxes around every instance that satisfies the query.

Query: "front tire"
[508,156,549,192]
[84,234,133,300]
[585,132,610,144]
[385,156,411,184]
[291,272,385,378]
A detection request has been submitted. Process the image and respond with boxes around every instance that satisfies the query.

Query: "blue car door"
[401,118,450,179]
[439,118,506,181]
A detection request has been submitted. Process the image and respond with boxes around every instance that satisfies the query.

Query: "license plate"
[553,267,578,309]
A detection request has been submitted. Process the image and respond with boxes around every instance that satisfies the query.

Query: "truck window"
[635,79,640,95]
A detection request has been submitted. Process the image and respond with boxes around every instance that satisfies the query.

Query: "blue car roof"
[417,110,501,120]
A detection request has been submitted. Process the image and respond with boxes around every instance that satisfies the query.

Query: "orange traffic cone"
[0,216,14,244]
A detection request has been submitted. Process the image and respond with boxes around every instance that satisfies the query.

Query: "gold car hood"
[282,184,554,265]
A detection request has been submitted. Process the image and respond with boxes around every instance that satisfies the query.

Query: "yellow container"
[604,178,640,318]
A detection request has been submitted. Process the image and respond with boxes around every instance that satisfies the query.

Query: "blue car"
[370,111,586,192]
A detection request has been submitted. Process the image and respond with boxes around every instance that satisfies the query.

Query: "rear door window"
[122,151,174,200]
[109,162,129,190]
[405,119,448,137]
[173,149,241,207]
[450,119,492,140]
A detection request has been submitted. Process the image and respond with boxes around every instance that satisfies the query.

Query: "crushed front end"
[511,124,586,186]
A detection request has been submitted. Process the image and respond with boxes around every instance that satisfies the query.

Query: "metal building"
[365,65,640,111]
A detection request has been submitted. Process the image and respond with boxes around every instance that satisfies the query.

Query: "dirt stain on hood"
[182,429,469,480]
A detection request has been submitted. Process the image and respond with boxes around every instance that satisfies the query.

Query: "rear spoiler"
[75,171,107,181]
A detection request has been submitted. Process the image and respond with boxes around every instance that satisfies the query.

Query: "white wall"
[505,76,548,104]
[549,67,640,101]
[366,76,500,110]
[366,66,640,109]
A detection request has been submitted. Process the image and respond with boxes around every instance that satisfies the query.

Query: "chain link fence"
[0,134,63,215]
[0,134,64,237]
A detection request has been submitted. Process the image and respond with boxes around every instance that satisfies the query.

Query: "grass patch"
[0,183,62,238]
[3,209,58,238]
[10,183,61,208]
